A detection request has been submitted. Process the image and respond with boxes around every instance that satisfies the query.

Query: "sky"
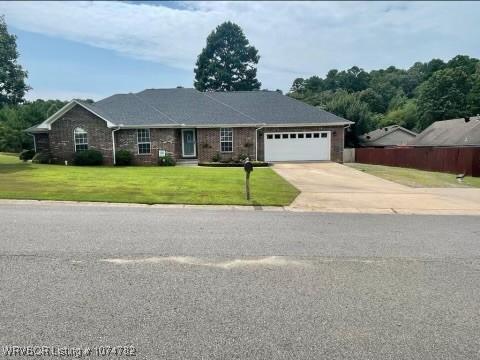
[0,1,479,101]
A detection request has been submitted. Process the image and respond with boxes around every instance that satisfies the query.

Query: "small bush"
[74,149,103,166]
[211,152,220,162]
[219,157,233,164]
[19,149,35,161]
[32,152,50,164]
[158,154,176,166]
[115,149,133,166]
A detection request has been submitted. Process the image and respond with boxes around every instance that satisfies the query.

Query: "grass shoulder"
[347,163,480,188]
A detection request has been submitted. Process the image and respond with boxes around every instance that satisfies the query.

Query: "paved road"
[1,203,480,359]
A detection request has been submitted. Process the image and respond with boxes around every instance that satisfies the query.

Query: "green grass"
[348,163,480,188]
[0,153,299,206]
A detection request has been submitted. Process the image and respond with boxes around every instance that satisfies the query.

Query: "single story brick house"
[26,88,353,165]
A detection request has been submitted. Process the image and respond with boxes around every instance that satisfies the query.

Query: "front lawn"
[0,154,298,206]
[348,163,480,188]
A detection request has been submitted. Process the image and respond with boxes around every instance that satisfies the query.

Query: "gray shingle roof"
[91,88,352,127]
[409,117,480,146]
[359,125,417,143]
[207,91,349,125]
[90,94,176,125]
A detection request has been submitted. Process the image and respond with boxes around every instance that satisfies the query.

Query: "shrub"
[19,149,35,161]
[158,154,176,166]
[31,152,50,164]
[115,149,133,166]
[211,152,220,162]
[74,149,103,166]
[219,157,233,164]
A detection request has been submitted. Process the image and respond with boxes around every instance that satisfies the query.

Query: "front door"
[182,129,196,157]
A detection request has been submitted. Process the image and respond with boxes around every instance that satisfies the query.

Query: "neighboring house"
[409,116,480,146]
[26,88,353,165]
[359,125,417,147]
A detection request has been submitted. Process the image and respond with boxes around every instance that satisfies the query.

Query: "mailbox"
[244,158,253,173]
[243,157,253,200]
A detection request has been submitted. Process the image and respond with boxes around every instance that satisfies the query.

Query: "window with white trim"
[220,128,233,152]
[74,127,88,152]
[137,129,151,154]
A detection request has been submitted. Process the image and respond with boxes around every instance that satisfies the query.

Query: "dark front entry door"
[182,129,196,157]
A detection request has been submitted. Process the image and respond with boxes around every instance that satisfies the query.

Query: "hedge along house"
[26,88,353,165]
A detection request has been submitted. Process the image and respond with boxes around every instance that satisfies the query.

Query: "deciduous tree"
[0,16,29,106]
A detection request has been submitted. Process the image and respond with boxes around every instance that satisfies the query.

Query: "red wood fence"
[355,147,480,177]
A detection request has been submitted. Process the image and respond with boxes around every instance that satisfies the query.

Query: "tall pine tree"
[0,16,29,106]
[194,22,261,91]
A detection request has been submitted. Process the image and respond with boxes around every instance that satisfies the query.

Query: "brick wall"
[49,105,114,165]
[257,126,345,162]
[115,128,179,165]
[197,127,256,162]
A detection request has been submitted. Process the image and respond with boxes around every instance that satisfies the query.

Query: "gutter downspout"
[111,127,121,165]
[255,125,266,161]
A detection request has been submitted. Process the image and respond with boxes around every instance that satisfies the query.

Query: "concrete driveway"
[273,162,480,215]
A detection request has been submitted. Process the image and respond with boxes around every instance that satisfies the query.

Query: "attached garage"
[264,131,331,162]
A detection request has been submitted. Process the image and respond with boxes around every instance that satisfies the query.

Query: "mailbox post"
[243,157,253,200]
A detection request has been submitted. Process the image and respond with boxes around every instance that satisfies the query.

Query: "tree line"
[288,56,480,144]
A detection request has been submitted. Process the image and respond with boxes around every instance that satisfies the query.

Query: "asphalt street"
[1,202,480,359]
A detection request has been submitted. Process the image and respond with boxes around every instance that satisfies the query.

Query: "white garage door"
[264,131,331,162]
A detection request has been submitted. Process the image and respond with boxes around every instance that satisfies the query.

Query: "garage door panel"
[264,131,331,161]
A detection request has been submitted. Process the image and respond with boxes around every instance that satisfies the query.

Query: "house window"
[306,133,312,138]
[282,134,288,139]
[313,133,320,138]
[137,129,151,154]
[290,134,296,139]
[74,127,88,152]
[220,128,233,152]
[267,134,273,139]
[321,133,328,138]
[274,134,281,139]
[298,133,304,139]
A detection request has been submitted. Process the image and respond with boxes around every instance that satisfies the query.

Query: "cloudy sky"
[1,1,479,100]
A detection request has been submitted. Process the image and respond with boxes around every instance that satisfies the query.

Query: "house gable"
[48,104,114,164]
[40,100,117,130]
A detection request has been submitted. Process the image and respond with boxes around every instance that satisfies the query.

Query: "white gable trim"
[39,100,116,130]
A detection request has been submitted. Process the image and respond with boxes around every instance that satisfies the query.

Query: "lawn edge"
[0,198,287,211]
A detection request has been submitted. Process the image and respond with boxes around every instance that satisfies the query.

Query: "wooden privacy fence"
[355,147,480,177]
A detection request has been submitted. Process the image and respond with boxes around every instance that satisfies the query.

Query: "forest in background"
[288,55,480,144]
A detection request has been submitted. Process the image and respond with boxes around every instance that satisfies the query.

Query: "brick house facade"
[28,89,353,165]
[46,105,114,164]
[196,127,256,162]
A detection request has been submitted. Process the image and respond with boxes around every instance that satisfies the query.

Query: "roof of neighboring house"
[409,116,480,146]
[27,88,352,131]
[359,125,417,144]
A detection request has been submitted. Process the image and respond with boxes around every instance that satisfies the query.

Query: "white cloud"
[1,1,480,92]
